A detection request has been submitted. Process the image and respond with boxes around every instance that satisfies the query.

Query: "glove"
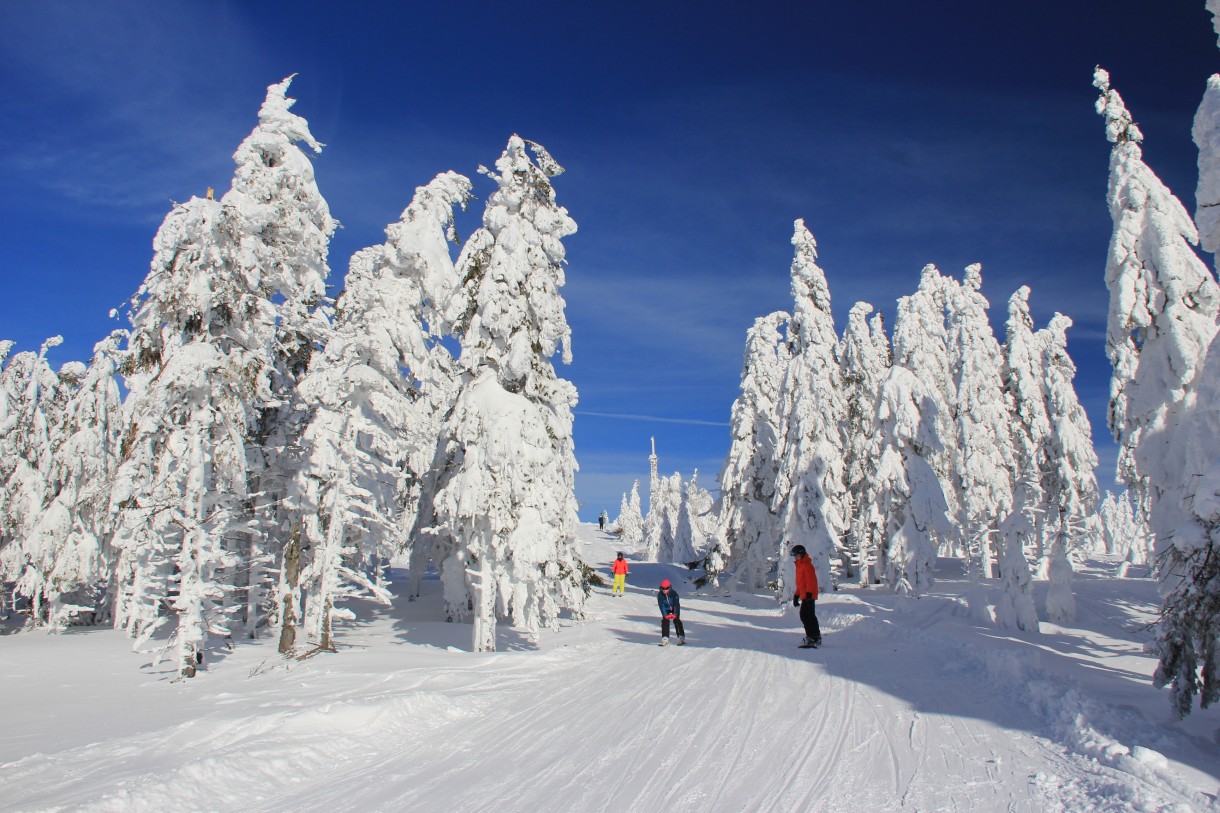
[793,596,799,607]
[805,593,813,601]
[665,613,675,620]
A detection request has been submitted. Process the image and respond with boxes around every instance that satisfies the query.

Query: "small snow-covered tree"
[772,220,847,597]
[0,338,86,627]
[420,136,586,652]
[840,302,890,584]
[615,480,644,551]
[687,470,716,542]
[8,335,126,630]
[1041,314,1099,623]
[285,171,470,654]
[653,472,685,563]
[672,475,700,565]
[0,339,65,561]
[713,311,789,588]
[1094,490,1150,563]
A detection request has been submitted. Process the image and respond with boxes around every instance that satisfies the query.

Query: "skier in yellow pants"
[611,552,629,596]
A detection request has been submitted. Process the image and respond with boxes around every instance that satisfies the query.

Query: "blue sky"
[1,2,1217,520]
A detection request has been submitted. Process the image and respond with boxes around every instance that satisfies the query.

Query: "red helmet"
[660,579,671,589]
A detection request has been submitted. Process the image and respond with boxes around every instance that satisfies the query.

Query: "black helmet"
[790,544,807,557]
[616,551,624,558]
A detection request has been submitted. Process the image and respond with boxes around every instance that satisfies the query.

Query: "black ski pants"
[661,616,685,639]
[799,597,821,643]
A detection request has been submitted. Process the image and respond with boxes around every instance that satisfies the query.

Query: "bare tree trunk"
[277,528,302,655]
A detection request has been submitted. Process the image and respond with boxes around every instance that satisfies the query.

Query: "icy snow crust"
[1,524,1216,812]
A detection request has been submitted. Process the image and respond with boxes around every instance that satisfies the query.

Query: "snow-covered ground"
[2,524,1217,812]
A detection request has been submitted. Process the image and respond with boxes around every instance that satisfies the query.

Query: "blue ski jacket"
[657,589,681,618]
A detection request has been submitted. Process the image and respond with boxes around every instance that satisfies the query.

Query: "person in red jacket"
[791,544,822,648]
[611,552,629,597]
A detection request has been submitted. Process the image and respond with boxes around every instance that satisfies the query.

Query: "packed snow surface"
[2,524,1217,812]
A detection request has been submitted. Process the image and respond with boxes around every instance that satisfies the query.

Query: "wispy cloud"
[576,410,729,427]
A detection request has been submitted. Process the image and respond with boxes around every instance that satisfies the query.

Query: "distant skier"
[599,511,607,531]
[791,544,822,648]
[657,579,685,646]
[611,552,629,597]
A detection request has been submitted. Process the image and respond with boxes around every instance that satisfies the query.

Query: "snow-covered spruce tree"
[1003,286,1054,568]
[687,470,717,543]
[9,334,126,630]
[670,472,709,566]
[225,76,338,639]
[1094,490,1151,563]
[654,472,684,563]
[420,136,586,652]
[1040,314,1099,623]
[893,265,960,559]
[1151,330,1220,715]
[284,172,471,654]
[1096,68,1220,715]
[866,297,953,595]
[771,220,847,597]
[0,338,83,626]
[1094,68,1219,528]
[996,286,1046,631]
[110,76,335,675]
[1195,65,1220,276]
[946,265,1015,620]
[840,302,891,585]
[110,195,260,677]
[615,480,645,551]
[710,311,790,588]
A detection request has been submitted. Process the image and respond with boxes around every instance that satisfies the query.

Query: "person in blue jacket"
[657,579,685,646]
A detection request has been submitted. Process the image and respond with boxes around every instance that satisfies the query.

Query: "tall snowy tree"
[1096,67,1220,715]
[226,75,338,639]
[891,265,960,558]
[419,136,587,652]
[946,265,1015,620]
[284,171,470,654]
[111,77,336,676]
[1094,68,1219,527]
[712,312,790,588]
[866,297,953,595]
[840,302,890,584]
[772,220,847,597]
[1003,287,1054,566]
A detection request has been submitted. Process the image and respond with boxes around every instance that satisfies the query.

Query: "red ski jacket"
[612,558,629,575]
[794,556,819,601]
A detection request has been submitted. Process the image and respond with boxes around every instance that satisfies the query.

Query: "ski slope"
[1,524,1217,812]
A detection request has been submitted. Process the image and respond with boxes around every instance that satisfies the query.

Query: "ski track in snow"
[0,526,1216,812]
